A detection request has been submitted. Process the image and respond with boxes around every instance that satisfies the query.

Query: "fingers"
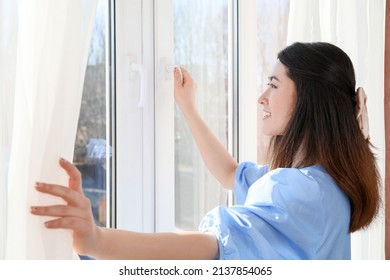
[31,187,93,231]
[59,158,82,193]
[174,67,193,86]
[40,217,91,231]
[174,67,184,87]
[30,204,89,219]
[34,182,88,207]
[179,67,190,85]
[174,67,197,95]
[174,66,183,86]
[179,67,188,76]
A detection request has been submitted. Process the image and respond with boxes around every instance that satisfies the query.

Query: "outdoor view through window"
[174,0,230,230]
[73,0,110,234]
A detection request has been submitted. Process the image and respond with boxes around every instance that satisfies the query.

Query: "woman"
[30,42,380,259]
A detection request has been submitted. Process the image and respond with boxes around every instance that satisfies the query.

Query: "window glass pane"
[256,0,290,163]
[73,0,110,229]
[174,0,230,230]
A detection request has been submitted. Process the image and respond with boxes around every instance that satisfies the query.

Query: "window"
[73,0,290,236]
[74,0,111,229]
[173,0,232,230]
[113,0,289,234]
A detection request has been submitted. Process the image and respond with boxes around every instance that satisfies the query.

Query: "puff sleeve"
[198,163,350,260]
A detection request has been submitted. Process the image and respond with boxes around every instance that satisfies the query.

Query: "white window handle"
[131,63,147,108]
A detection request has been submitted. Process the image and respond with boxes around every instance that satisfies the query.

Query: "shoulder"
[233,162,269,204]
[235,161,269,187]
[245,165,338,206]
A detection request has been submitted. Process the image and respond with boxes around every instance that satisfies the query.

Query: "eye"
[267,82,277,89]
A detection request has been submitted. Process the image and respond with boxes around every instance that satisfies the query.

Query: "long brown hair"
[269,42,380,233]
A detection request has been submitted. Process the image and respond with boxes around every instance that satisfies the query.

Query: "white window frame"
[153,0,175,232]
[235,0,258,164]
[115,0,156,232]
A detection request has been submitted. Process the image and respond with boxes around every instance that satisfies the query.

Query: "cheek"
[286,102,296,117]
[284,92,297,116]
[277,99,296,124]
[274,98,292,115]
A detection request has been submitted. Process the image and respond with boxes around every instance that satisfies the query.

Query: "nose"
[258,88,269,105]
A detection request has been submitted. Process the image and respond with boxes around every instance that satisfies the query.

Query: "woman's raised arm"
[174,68,238,189]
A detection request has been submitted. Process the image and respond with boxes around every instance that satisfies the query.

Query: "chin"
[262,131,274,137]
[262,129,283,137]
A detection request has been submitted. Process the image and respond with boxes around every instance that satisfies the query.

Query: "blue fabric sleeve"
[233,162,268,205]
[199,205,286,259]
[199,166,350,260]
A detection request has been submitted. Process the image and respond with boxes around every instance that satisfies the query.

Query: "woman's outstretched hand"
[30,158,98,257]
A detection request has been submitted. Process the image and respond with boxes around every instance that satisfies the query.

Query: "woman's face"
[258,60,297,136]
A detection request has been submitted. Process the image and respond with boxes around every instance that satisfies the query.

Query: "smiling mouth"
[263,111,271,120]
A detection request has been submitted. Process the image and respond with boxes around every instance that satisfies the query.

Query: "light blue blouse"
[199,162,351,260]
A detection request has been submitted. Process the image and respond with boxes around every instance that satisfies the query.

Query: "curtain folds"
[287,0,386,259]
[0,0,18,260]
[1,0,97,259]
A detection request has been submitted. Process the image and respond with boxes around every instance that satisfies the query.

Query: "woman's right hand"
[174,67,198,116]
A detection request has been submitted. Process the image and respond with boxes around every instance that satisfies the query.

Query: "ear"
[356,87,369,140]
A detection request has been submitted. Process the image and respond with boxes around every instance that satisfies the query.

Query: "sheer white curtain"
[0,0,18,260]
[287,0,385,259]
[1,0,97,259]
